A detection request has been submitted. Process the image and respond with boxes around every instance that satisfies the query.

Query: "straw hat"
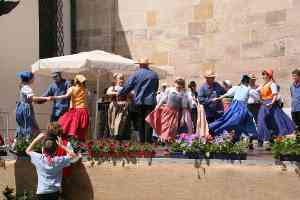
[135,57,153,65]
[74,74,87,83]
[204,69,216,78]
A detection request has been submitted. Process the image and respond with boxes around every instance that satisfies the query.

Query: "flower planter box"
[210,153,247,160]
[142,151,155,158]
[279,154,300,162]
[0,148,7,156]
[186,152,205,159]
[0,151,7,156]
[169,152,205,159]
[169,152,188,159]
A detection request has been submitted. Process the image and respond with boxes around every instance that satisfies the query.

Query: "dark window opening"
[39,0,64,58]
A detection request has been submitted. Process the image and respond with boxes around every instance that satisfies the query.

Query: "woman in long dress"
[146,77,191,141]
[209,75,257,140]
[51,74,89,142]
[15,71,50,140]
[257,69,295,142]
[187,81,198,133]
[107,73,130,140]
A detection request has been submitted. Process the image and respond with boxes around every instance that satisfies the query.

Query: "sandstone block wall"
[76,0,300,104]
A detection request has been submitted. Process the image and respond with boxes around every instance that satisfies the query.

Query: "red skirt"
[58,108,89,142]
[146,105,180,141]
[0,134,4,145]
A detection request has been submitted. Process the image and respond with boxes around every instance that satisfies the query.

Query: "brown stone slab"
[177,37,200,50]
[188,22,206,36]
[146,10,158,27]
[193,0,214,21]
[264,39,286,58]
[266,10,287,26]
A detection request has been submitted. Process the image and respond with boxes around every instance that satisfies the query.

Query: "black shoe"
[257,140,263,147]
[248,144,254,150]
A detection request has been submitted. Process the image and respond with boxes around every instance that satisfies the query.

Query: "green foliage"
[170,139,249,157]
[15,139,30,156]
[2,186,35,200]
[128,143,141,153]
[271,135,300,159]
[142,143,154,153]
[170,141,188,153]
[14,139,42,156]
[91,143,100,153]
[2,186,14,200]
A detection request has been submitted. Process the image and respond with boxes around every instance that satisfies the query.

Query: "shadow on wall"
[112,0,132,59]
[14,159,37,196]
[75,0,132,59]
[62,162,94,200]
[14,160,94,200]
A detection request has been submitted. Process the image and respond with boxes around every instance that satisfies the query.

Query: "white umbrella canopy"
[31,50,137,76]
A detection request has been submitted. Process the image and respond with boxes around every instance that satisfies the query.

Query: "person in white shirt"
[188,81,198,133]
[146,77,192,141]
[106,73,130,140]
[209,74,257,141]
[247,74,261,123]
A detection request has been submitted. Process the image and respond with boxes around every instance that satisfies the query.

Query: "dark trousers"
[50,108,68,122]
[128,104,139,132]
[247,103,261,124]
[206,112,223,137]
[191,107,198,133]
[206,112,223,124]
[136,105,155,143]
[37,192,59,200]
[50,115,60,122]
[292,111,300,132]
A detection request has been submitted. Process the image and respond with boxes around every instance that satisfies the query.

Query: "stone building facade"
[75,0,300,103]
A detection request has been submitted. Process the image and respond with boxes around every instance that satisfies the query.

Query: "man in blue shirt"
[118,58,159,143]
[43,72,70,122]
[290,69,300,131]
[198,70,225,124]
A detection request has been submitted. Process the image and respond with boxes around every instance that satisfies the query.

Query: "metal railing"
[0,111,9,145]
[0,111,97,143]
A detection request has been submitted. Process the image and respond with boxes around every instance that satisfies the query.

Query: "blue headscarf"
[17,71,34,82]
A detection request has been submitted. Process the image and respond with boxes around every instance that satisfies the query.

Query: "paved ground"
[54,161,300,200]
[1,160,300,200]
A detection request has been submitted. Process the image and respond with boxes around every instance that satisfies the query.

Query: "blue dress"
[209,85,257,139]
[257,82,295,141]
[16,85,38,139]
[257,99,295,141]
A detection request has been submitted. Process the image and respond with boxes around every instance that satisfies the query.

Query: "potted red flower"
[142,144,155,158]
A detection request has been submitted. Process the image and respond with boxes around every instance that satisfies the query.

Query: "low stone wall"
[0,159,300,200]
